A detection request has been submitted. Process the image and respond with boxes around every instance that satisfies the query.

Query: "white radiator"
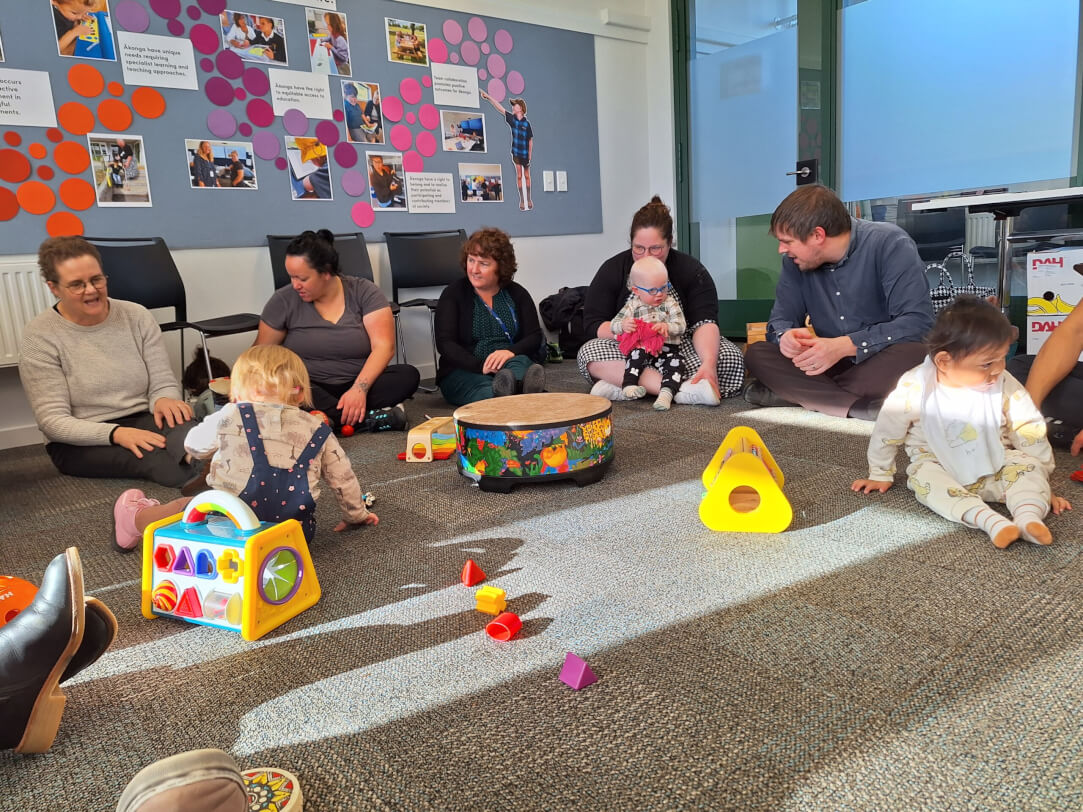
[965,212,996,252]
[0,260,52,368]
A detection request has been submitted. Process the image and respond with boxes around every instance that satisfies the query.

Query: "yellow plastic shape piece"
[475,585,507,615]
[699,451,793,533]
[405,416,455,462]
[217,549,243,584]
[702,426,784,491]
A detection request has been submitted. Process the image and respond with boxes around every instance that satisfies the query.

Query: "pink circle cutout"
[481,43,490,55]
[150,0,181,18]
[189,23,219,54]
[382,96,404,123]
[405,112,416,125]
[468,17,488,42]
[333,142,357,168]
[252,131,280,160]
[507,71,525,95]
[390,124,412,152]
[399,78,422,106]
[341,169,366,196]
[402,150,423,173]
[205,77,235,106]
[418,104,439,130]
[315,120,340,146]
[416,131,436,158]
[333,109,344,122]
[422,76,432,88]
[216,49,244,79]
[486,78,506,103]
[274,157,287,171]
[199,57,214,73]
[428,38,448,64]
[442,19,463,45]
[207,109,236,138]
[115,0,151,32]
[450,53,459,64]
[234,87,247,101]
[487,54,505,78]
[478,70,487,82]
[198,0,226,13]
[461,42,480,66]
[283,108,308,136]
[494,30,513,54]
[167,18,184,35]
[245,98,274,128]
[243,68,269,96]
[186,5,201,21]
[238,122,252,136]
[351,201,375,228]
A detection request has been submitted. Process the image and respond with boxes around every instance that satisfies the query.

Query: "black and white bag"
[948,249,996,303]
[927,262,957,313]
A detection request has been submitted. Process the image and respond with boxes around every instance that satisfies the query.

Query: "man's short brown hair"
[37,236,102,285]
[770,185,851,240]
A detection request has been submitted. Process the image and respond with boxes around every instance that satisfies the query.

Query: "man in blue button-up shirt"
[745,185,934,419]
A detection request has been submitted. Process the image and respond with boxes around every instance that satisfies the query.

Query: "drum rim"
[455,406,612,434]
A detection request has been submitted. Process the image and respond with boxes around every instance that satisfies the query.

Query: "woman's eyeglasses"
[63,275,108,293]
[630,243,667,257]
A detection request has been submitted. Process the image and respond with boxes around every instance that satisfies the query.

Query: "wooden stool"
[453,393,614,493]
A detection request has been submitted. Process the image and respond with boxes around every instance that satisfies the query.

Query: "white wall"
[0,0,677,450]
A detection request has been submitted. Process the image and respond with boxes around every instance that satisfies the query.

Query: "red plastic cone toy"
[461,559,486,586]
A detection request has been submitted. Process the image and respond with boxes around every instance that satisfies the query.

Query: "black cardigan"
[434,277,544,381]
[582,248,719,340]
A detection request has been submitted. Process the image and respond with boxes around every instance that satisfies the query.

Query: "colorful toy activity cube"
[141,490,321,641]
[454,393,614,493]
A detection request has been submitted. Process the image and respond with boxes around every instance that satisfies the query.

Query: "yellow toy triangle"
[700,427,792,533]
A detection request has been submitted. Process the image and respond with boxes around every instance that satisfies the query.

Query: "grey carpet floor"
[2,362,1083,811]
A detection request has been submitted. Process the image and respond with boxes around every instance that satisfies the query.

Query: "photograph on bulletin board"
[220,10,287,64]
[0,27,5,62]
[367,151,406,210]
[88,134,152,207]
[441,111,487,153]
[285,137,332,201]
[458,163,503,204]
[342,81,383,145]
[306,8,350,77]
[184,139,258,190]
[52,0,116,61]
[385,18,428,67]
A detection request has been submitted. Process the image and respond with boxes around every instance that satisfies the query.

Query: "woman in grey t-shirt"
[257,230,419,432]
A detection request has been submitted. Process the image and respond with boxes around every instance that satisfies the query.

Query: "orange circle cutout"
[46,212,84,237]
[131,87,166,119]
[29,143,47,160]
[68,64,105,98]
[37,166,55,181]
[3,131,21,147]
[108,82,124,97]
[97,99,133,132]
[17,181,56,215]
[46,128,63,143]
[0,188,18,221]
[0,149,31,183]
[57,102,95,136]
[59,178,95,211]
[54,141,91,175]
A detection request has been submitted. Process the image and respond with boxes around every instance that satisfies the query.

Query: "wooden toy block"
[405,416,455,462]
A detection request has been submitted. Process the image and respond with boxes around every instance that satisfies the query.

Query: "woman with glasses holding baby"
[18,237,197,487]
[577,196,745,405]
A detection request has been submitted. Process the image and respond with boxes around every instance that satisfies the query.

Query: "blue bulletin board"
[0,0,601,252]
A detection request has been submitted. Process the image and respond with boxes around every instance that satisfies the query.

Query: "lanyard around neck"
[480,291,518,342]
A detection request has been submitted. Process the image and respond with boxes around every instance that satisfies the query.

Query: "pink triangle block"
[558,652,597,690]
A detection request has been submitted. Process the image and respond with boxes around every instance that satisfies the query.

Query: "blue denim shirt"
[767,217,933,363]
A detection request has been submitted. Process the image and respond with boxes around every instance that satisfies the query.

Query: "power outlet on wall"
[542,170,555,192]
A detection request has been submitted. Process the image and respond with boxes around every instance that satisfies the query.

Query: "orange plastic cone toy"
[461,559,486,586]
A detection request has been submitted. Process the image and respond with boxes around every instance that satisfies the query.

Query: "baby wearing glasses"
[610,257,686,410]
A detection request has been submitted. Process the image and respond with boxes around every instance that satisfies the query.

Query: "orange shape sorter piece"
[461,559,485,586]
[475,585,506,615]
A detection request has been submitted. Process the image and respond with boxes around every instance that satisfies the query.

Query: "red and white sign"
[1026,247,1083,356]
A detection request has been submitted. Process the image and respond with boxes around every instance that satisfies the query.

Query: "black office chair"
[85,236,260,381]
[267,231,378,290]
[383,229,467,387]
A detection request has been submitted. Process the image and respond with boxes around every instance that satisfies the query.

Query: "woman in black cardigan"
[434,228,545,406]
